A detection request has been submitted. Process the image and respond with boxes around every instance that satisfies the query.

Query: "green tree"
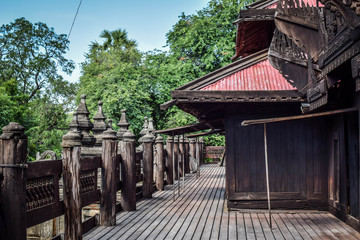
[79,28,147,135]
[0,17,75,104]
[0,17,76,159]
[79,0,252,142]
[166,0,252,75]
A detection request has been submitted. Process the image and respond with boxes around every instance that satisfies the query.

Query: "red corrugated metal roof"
[200,59,296,91]
[265,2,278,8]
[265,0,322,8]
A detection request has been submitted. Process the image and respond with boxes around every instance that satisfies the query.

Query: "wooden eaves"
[154,122,211,136]
[186,129,224,138]
[171,90,304,103]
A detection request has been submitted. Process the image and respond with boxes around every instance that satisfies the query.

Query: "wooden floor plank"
[286,213,312,239]
[83,165,360,240]
[169,167,223,240]
[298,213,331,240]
[279,213,303,240]
[136,166,217,240]
[236,213,247,240]
[84,176,182,240]
[305,213,339,240]
[143,166,221,240]
[244,213,256,240]
[128,167,218,240]
[320,213,360,240]
[199,177,225,240]
[218,210,228,240]
[182,173,224,240]
[228,212,237,240]
[272,213,294,240]
[258,213,277,240]
[132,166,217,240]
[251,213,266,240]
[209,178,225,240]
[98,168,211,240]
[292,213,319,239]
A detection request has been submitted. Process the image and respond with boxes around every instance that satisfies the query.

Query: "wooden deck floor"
[84,164,360,240]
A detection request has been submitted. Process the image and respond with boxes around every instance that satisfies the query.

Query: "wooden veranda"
[84,164,360,240]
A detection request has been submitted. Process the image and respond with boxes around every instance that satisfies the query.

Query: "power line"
[68,0,83,40]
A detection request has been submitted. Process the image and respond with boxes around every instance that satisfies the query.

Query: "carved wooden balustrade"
[0,97,204,240]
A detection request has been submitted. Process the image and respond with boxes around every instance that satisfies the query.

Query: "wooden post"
[165,136,174,184]
[179,136,184,177]
[184,138,190,174]
[61,120,83,240]
[155,135,164,191]
[173,136,179,180]
[189,138,196,173]
[0,122,27,240]
[196,138,200,177]
[142,133,154,198]
[263,123,272,229]
[100,124,118,226]
[120,130,136,211]
[199,137,204,165]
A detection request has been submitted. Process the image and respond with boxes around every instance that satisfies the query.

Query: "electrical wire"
[68,0,83,40]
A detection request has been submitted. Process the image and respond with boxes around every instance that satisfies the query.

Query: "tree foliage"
[78,0,246,143]
[0,18,76,160]
[166,0,252,74]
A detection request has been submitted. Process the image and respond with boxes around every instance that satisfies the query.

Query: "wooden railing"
[205,146,225,159]
[0,121,205,240]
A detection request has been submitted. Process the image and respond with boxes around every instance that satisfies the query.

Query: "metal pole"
[182,134,185,191]
[197,137,200,179]
[177,136,180,197]
[172,132,176,201]
[264,123,272,229]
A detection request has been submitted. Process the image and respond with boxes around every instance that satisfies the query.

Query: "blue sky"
[0,0,209,82]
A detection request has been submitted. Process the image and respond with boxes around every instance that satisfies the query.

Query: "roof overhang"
[154,119,223,136]
[171,90,303,103]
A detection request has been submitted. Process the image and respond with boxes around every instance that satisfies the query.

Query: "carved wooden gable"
[270,0,360,111]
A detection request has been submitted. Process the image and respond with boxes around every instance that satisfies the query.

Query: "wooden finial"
[0,122,26,140]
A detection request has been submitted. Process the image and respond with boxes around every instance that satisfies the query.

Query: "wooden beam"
[160,99,177,110]
[242,107,358,126]
[186,129,224,138]
[172,90,304,103]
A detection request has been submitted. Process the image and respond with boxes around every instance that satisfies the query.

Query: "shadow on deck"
[84,164,360,240]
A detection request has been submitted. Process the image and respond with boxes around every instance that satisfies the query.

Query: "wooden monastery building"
[162,0,360,230]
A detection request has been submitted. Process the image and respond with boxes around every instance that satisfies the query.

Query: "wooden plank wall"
[226,114,328,209]
[327,112,360,229]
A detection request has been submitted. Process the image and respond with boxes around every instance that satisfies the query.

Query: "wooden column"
[179,136,185,177]
[195,138,200,177]
[100,125,118,226]
[184,138,190,174]
[189,138,196,172]
[61,122,83,240]
[199,137,204,165]
[120,130,136,211]
[173,136,179,180]
[142,133,154,198]
[0,122,27,240]
[155,135,164,191]
[165,136,174,184]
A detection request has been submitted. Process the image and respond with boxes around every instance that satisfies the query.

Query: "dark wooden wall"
[226,114,328,209]
[327,112,359,222]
